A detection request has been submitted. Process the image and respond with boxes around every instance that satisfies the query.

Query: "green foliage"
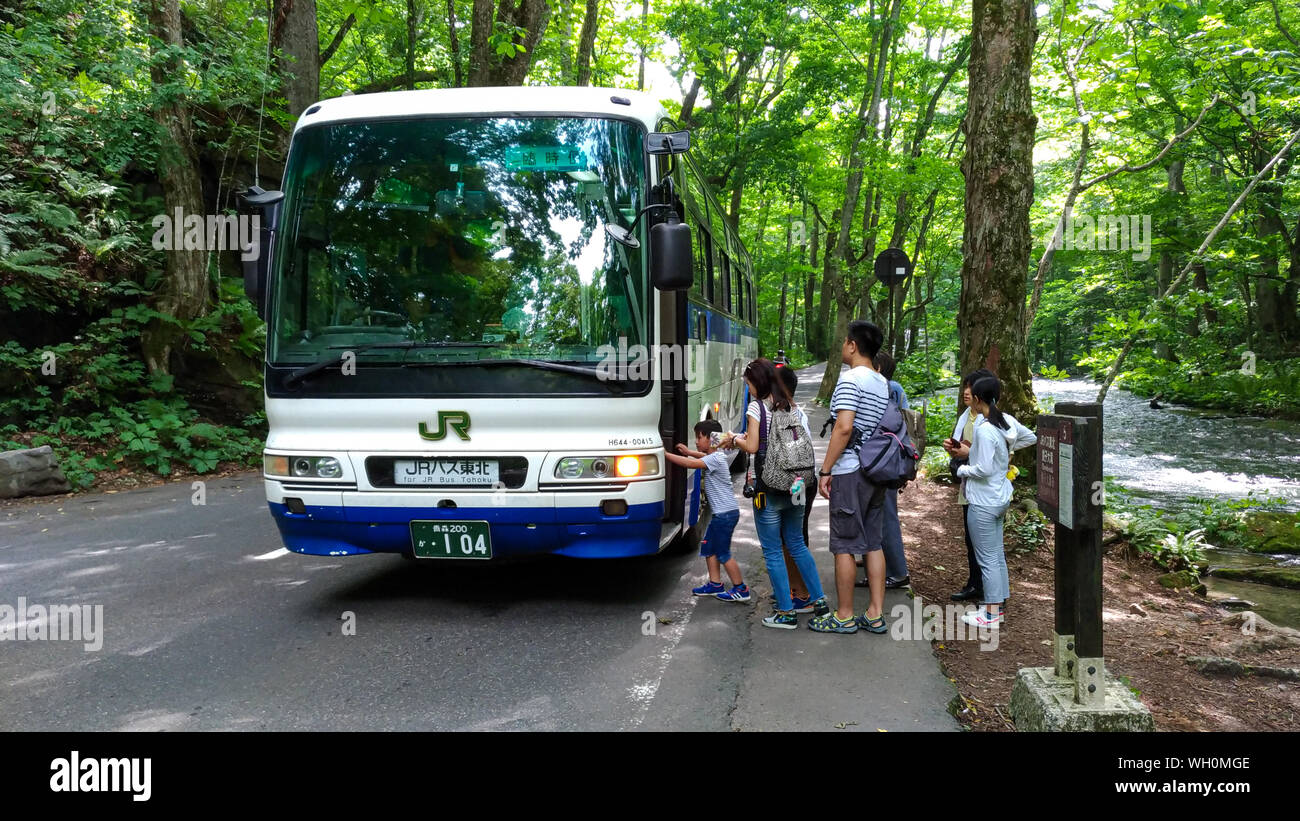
[1154,528,1208,571]
[1006,505,1049,553]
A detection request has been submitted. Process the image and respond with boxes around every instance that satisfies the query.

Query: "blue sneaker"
[717,584,751,602]
[791,595,831,616]
[762,611,799,630]
[693,580,726,596]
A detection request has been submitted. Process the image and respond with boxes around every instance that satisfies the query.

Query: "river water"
[1033,379,1300,509]
[1034,379,1300,627]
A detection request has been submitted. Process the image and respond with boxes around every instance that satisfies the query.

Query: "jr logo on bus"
[418,412,471,441]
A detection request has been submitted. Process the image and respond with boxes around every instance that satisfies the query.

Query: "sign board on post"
[873,247,911,285]
[1036,415,1099,532]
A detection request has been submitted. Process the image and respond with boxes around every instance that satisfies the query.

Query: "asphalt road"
[0,363,957,732]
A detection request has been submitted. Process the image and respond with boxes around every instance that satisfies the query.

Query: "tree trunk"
[498,0,551,85]
[957,0,1038,421]
[447,0,463,86]
[1255,152,1292,352]
[637,0,648,90]
[406,0,419,90]
[805,205,821,353]
[778,212,793,351]
[271,0,320,120]
[142,0,208,376]
[467,0,494,86]
[576,0,599,85]
[1155,149,1184,359]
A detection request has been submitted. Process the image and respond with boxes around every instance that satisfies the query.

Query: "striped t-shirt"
[700,451,739,514]
[830,366,890,475]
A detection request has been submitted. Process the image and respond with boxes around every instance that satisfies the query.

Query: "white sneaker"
[961,609,1001,629]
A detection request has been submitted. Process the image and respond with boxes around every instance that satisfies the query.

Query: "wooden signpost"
[1009,401,1152,729]
[1037,402,1104,706]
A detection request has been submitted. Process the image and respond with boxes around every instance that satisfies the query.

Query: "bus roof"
[294,86,670,133]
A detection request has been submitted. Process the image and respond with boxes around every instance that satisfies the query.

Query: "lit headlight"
[615,456,640,477]
[553,454,659,480]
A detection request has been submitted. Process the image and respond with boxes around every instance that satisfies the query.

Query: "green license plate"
[410,521,492,559]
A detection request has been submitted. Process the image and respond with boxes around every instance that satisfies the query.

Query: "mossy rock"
[1243,511,1300,555]
[1158,570,1201,589]
[1209,565,1300,590]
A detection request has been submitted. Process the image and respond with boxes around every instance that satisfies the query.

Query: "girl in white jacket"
[950,375,1036,628]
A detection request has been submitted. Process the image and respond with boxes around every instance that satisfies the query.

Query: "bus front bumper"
[266,483,667,559]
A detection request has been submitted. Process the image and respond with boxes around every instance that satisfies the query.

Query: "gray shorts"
[827,469,886,555]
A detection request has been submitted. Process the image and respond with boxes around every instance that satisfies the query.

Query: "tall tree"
[956,0,1037,420]
[141,0,207,376]
[468,0,551,86]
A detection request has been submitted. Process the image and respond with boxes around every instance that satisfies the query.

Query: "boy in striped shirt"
[665,420,750,602]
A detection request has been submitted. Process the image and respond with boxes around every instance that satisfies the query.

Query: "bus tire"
[665,521,700,556]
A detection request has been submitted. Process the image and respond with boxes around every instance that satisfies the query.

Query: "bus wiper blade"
[284,341,420,387]
[286,341,508,386]
[402,357,628,390]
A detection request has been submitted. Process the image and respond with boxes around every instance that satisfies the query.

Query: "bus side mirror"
[651,211,692,291]
[646,130,690,155]
[239,186,285,319]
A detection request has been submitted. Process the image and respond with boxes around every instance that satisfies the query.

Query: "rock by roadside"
[0,446,71,499]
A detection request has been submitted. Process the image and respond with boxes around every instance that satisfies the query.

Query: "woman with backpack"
[949,375,1036,628]
[730,358,828,629]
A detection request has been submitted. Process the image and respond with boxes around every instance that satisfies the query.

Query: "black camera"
[742,479,756,498]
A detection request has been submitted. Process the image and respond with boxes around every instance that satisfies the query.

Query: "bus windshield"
[268,115,648,382]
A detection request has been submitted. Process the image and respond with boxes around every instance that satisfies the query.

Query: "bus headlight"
[315,457,342,478]
[553,455,659,480]
[615,456,640,477]
[266,454,346,480]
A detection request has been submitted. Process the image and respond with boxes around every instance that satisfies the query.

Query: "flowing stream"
[1034,379,1300,628]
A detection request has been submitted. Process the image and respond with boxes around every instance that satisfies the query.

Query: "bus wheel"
[665,521,701,556]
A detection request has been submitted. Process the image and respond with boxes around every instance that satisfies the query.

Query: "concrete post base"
[1007,667,1154,732]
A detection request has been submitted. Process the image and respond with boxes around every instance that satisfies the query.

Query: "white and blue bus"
[242,86,757,559]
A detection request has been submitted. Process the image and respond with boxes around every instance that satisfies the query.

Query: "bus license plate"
[410,521,492,559]
[394,459,498,486]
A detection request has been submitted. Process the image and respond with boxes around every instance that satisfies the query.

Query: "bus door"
[658,286,689,527]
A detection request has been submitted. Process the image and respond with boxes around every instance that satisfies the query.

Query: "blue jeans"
[883,488,909,580]
[966,502,1010,603]
[754,494,824,611]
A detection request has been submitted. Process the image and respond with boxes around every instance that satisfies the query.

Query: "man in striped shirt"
[812,320,891,634]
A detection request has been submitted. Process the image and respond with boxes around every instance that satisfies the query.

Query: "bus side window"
[719,252,731,315]
[695,226,712,302]
[729,252,742,319]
